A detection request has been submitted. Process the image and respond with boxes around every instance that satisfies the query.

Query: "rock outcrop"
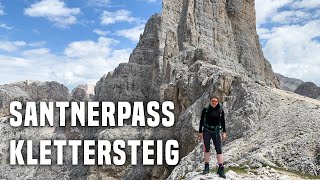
[71,84,95,101]
[275,73,304,92]
[295,82,320,99]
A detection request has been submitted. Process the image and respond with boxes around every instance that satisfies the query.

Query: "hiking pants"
[203,128,222,154]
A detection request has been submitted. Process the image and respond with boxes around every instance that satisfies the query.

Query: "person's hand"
[198,133,203,141]
[222,132,227,141]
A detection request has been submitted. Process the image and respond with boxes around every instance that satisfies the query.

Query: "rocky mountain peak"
[161,0,279,87]
[71,84,95,101]
[95,0,280,103]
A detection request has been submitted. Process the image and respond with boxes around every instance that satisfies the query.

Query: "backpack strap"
[203,106,210,125]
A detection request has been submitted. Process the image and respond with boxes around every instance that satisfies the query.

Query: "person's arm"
[221,110,226,133]
[199,108,205,133]
[198,108,205,140]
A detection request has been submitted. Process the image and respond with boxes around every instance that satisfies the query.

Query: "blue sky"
[0,0,161,55]
[0,0,319,90]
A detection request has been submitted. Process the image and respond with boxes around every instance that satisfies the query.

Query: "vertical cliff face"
[95,0,279,103]
[226,0,278,86]
[161,0,278,87]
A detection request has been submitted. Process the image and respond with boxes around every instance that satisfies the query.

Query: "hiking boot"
[202,166,209,174]
[217,166,226,179]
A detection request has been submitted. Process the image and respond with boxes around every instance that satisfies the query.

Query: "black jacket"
[199,104,226,133]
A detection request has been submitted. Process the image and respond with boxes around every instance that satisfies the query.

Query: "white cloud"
[93,29,109,36]
[255,0,320,86]
[255,0,293,26]
[271,10,312,24]
[0,42,17,52]
[272,63,320,86]
[14,41,27,46]
[28,41,47,47]
[22,48,51,57]
[24,0,80,27]
[0,55,63,86]
[116,24,145,42]
[88,0,110,7]
[0,41,26,52]
[140,0,157,2]
[0,23,13,30]
[101,9,139,25]
[61,36,132,88]
[0,37,132,89]
[55,46,131,88]
[0,2,5,15]
[262,20,320,85]
[0,40,47,52]
[64,36,118,58]
[291,0,320,9]
[263,20,320,64]
[257,27,272,39]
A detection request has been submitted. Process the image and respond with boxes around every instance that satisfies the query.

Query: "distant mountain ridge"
[275,73,320,100]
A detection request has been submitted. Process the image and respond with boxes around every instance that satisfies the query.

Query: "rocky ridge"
[275,73,304,92]
[0,82,96,179]
[0,80,71,117]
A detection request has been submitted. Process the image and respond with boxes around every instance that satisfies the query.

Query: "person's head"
[210,96,219,108]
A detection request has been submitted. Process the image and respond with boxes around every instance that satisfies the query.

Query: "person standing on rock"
[198,96,227,178]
